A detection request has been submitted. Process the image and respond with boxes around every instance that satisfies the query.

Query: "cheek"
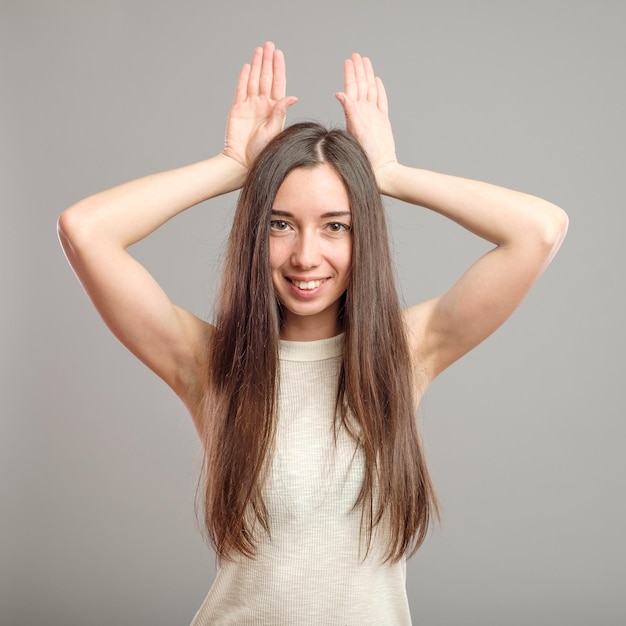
[324,236,352,271]
[269,239,284,272]
[339,240,353,275]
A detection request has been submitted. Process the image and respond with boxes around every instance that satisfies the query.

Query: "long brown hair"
[200,122,438,563]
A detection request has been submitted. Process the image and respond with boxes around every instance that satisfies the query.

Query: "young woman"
[58,42,568,625]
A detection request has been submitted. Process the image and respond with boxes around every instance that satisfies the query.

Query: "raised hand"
[335,54,398,191]
[223,42,298,170]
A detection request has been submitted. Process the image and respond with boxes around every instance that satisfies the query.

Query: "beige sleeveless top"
[191,334,411,625]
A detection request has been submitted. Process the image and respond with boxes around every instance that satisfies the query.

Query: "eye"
[326,222,351,233]
[270,220,290,231]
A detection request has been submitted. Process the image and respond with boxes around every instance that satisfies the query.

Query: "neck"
[280,311,342,341]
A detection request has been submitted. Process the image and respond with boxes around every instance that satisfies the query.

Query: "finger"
[259,41,275,97]
[271,48,287,100]
[335,92,358,132]
[362,57,378,103]
[343,59,357,99]
[351,53,367,99]
[375,76,388,113]
[234,63,251,104]
[247,46,263,97]
[268,96,298,130]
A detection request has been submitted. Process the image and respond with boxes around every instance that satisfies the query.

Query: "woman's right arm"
[58,42,296,409]
[57,155,245,405]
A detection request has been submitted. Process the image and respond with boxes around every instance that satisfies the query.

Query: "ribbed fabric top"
[191,334,411,626]
[279,331,344,361]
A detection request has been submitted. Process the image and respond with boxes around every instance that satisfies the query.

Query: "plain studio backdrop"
[2,1,624,625]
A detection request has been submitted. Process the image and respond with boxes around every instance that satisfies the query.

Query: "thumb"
[334,92,348,109]
[335,92,357,130]
[335,92,357,116]
[269,96,298,127]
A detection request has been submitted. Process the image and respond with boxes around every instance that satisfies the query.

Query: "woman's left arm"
[337,54,568,383]
[384,165,567,382]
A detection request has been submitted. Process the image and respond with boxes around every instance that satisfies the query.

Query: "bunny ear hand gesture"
[223,42,298,170]
[335,53,398,189]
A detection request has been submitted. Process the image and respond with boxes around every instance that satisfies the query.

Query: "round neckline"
[279,333,344,361]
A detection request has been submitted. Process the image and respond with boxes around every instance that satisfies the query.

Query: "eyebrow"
[271,210,352,218]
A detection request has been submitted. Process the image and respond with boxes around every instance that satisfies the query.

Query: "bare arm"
[58,155,245,403]
[384,165,568,383]
[58,42,297,409]
[336,54,568,385]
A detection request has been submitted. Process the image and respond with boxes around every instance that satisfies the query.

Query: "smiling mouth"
[288,278,326,290]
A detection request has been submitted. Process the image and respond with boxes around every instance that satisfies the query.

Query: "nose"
[291,230,321,269]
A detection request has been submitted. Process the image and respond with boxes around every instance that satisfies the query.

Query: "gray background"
[2,1,624,625]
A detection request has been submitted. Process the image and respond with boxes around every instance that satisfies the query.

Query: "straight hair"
[200,122,438,563]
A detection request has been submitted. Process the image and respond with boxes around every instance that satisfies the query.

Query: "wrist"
[213,152,248,192]
[376,161,403,197]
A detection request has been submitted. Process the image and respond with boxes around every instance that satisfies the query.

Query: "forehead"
[273,164,351,215]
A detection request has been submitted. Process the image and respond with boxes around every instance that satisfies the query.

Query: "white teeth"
[292,279,323,290]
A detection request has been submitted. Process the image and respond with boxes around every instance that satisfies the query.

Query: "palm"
[336,54,398,187]
[224,43,297,169]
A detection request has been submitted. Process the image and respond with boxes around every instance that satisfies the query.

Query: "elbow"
[57,205,86,252]
[532,202,568,264]
[58,199,106,264]
[57,207,86,262]
[57,198,101,250]
[542,203,569,250]
[57,207,75,242]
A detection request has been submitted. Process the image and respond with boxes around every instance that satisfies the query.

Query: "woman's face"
[269,163,352,340]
